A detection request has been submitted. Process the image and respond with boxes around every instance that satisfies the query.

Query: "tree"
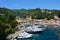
[10,20,17,28]
[0,23,9,40]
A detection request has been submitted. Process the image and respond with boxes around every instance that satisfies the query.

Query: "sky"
[0,0,60,9]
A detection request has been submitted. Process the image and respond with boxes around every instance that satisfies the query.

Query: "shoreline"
[7,29,25,40]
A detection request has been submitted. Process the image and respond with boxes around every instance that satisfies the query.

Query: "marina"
[10,24,59,40]
[7,16,60,40]
[16,28,58,40]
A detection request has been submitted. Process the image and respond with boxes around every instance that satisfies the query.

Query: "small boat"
[17,32,33,38]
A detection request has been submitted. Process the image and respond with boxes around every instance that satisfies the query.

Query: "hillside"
[0,8,60,19]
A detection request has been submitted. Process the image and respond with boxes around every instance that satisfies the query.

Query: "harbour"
[0,1,60,40]
[16,28,58,40]
[7,16,60,40]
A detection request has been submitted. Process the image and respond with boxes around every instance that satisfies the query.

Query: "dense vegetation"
[0,8,17,40]
[9,8,60,19]
[0,7,60,40]
[1,8,60,19]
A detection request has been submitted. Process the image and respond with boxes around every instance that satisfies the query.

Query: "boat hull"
[17,37,32,39]
[25,31,42,34]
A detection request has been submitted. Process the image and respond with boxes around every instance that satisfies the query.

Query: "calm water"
[16,28,58,40]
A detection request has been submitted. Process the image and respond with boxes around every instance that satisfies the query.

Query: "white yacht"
[25,24,46,34]
[17,32,33,38]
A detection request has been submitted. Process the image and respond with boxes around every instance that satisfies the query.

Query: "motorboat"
[17,32,33,38]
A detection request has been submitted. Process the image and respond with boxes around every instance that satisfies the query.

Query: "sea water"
[16,28,58,40]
